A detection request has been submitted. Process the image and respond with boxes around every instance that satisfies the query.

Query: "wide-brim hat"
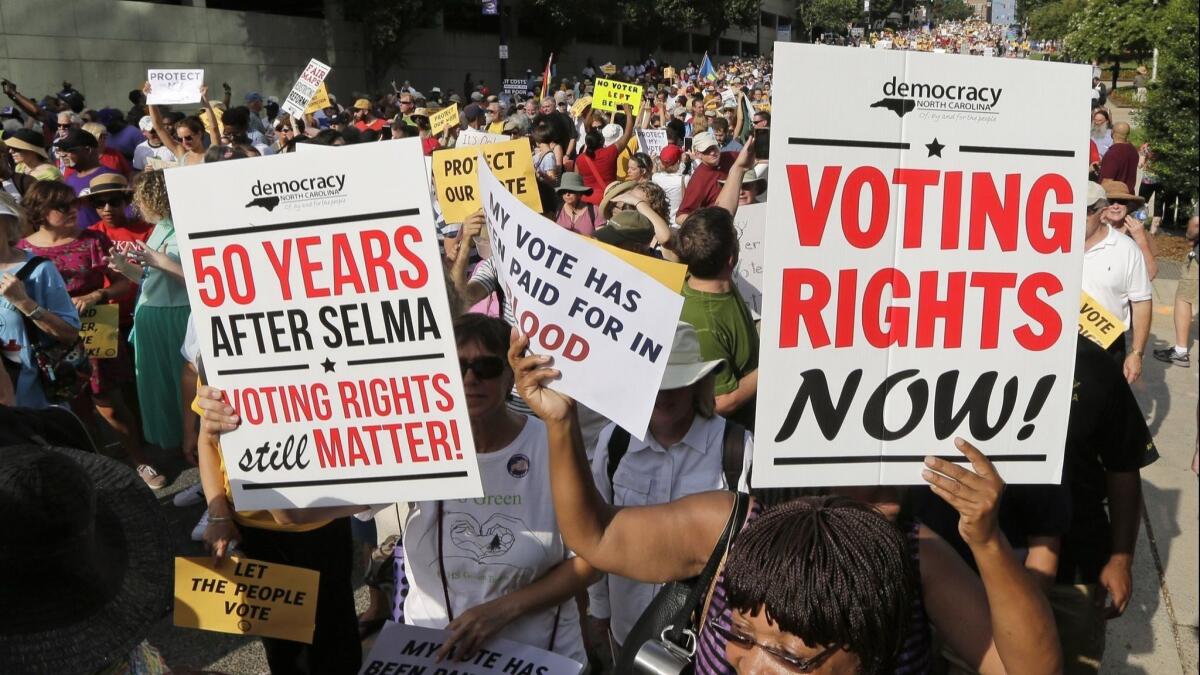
[0,445,172,675]
[598,180,639,216]
[595,209,656,248]
[555,172,593,195]
[659,322,725,390]
[3,128,50,160]
[1100,179,1145,205]
[78,173,132,198]
[353,98,372,110]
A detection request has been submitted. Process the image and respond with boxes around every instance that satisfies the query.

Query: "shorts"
[1175,259,1198,306]
[1047,584,1106,674]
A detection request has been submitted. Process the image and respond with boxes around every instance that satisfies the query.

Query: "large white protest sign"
[479,158,683,439]
[755,44,1089,487]
[636,129,668,159]
[166,139,482,509]
[282,58,331,119]
[359,623,583,675]
[732,202,767,319]
[146,69,204,105]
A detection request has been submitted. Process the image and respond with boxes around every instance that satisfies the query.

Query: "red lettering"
[862,268,909,348]
[969,173,1020,252]
[779,268,831,348]
[359,229,397,292]
[313,428,345,468]
[835,268,858,347]
[969,272,1018,349]
[1026,174,1074,254]
[841,167,890,248]
[787,165,841,246]
[915,270,966,348]
[393,225,429,288]
[330,234,366,295]
[262,240,294,300]
[296,236,328,298]
[893,168,940,248]
[1015,272,1063,351]
[940,171,963,250]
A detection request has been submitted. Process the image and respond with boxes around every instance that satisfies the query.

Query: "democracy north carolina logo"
[870,75,1003,118]
[245,173,348,212]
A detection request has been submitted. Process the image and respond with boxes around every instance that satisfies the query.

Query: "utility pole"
[498,0,508,82]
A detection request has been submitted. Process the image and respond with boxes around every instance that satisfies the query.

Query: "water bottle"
[1134,207,1147,221]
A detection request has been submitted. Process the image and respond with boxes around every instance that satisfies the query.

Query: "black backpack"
[606,418,747,491]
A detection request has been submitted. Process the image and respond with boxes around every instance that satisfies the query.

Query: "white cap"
[602,123,622,146]
[138,116,154,132]
[659,322,725,390]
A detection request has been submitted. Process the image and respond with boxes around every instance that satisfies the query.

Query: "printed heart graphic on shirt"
[448,513,521,561]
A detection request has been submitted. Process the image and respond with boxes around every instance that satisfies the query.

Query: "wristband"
[208,516,234,524]
[24,305,45,321]
[1132,349,1144,357]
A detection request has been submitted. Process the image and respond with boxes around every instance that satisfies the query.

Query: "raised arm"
[921,439,1062,675]
[144,82,184,158]
[508,330,734,582]
[616,103,636,152]
[1,80,43,120]
[732,91,747,138]
[715,136,756,217]
[200,84,221,148]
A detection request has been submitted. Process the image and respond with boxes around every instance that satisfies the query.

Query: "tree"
[800,0,860,37]
[340,0,441,87]
[1027,0,1085,41]
[1065,0,1155,87]
[931,0,975,21]
[1137,0,1198,200]
[653,0,759,54]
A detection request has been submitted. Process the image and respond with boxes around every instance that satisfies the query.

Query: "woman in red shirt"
[575,104,634,205]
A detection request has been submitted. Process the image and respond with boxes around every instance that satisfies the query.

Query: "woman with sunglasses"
[17,180,165,488]
[274,114,302,153]
[195,314,599,666]
[507,333,1062,675]
[144,81,215,167]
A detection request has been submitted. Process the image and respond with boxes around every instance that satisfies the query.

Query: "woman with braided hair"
[508,331,1062,675]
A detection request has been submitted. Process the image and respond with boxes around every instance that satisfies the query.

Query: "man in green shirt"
[677,206,759,431]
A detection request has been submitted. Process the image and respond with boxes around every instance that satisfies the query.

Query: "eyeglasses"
[459,356,505,380]
[178,133,197,142]
[712,622,841,672]
[90,196,127,209]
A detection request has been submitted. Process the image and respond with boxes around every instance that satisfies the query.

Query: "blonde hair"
[0,193,28,246]
[82,122,106,142]
[133,170,172,223]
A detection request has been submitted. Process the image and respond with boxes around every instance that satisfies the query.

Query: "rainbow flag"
[539,53,554,99]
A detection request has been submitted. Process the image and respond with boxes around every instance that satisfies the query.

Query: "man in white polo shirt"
[1082,181,1153,383]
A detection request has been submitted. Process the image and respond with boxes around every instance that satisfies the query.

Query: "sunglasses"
[713,623,841,672]
[178,133,197,142]
[90,195,127,209]
[276,126,293,133]
[47,202,75,213]
[459,356,505,380]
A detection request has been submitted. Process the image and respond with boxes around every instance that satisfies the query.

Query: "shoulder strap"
[586,204,596,226]
[663,491,751,652]
[15,256,48,282]
[721,420,747,490]
[606,426,632,488]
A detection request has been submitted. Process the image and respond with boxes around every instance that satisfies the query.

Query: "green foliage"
[1027,0,1085,40]
[1064,0,1155,63]
[1137,0,1199,198]
[802,0,861,34]
[931,0,975,21]
[339,0,440,84]
[653,0,760,48]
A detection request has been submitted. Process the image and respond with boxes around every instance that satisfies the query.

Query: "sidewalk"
[1103,273,1200,674]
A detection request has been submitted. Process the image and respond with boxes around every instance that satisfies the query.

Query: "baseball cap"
[595,210,656,248]
[245,92,263,103]
[659,144,682,165]
[353,98,372,110]
[54,128,99,151]
[462,103,486,124]
[691,132,718,153]
[138,116,154,132]
[601,123,622,146]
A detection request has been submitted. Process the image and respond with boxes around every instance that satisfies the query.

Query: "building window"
[760,11,776,27]
[718,37,740,56]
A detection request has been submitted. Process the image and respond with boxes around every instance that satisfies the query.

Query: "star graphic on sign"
[926,138,945,157]
[321,358,336,373]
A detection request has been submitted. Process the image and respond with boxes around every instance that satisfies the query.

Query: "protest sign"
[146,69,204,105]
[662,66,677,80]
[359,622,583,675]
[282,58,331,119]
[174,556,319,643]
[432,138,540,224]
[1078,292,1125,349]
[479,158,682,438]
[592,78,643,112]
[457,128,510,146]
[755,43,1089,487]
[78,304,119,358]
[429,104,459,136]
[165,139,482,509]
[732,203,767,319]
[583,238,687,293]
[600,62,618,75]
[303,82,331,115]
[636,129,668,159]
[570,97,592,118]
[503,78,528,96]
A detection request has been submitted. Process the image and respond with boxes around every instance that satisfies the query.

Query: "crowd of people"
[1,33,1197,675]
[865,20,1020,55]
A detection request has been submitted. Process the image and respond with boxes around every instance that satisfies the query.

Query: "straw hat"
[595,210,656,248]
[78,173,132,198]
[0,445,171,674]
[598,180,639,217]
[1100,179,1145,206]
[2,128,50,160]
[659,322,726,390]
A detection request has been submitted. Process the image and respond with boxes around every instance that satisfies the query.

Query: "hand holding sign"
[146,69,205,105]
[921,438,1004,547]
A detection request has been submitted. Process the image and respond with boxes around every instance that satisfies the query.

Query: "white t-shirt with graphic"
[402,416,585,663]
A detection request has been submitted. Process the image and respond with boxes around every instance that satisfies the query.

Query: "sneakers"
[173,483,205,507]
[1153,347,1190,367]
[136,464,167,489]
[191,510,210,542]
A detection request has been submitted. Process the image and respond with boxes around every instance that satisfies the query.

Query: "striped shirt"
[694,511,933,674]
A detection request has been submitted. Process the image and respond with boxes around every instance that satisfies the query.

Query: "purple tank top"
[694,510,934,674]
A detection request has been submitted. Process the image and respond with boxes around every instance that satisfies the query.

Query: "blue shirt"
[0,252,81,408]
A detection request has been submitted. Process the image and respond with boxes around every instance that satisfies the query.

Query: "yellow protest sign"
[662,66,676,81]
[429,103,459,135]
[600,62,617,75]
[432,138,540,223]
[174,556,319,644]
[302,82,330,114]
[583,238,686,293]
[570,97,592,118]
[592,78,643,112]
[79,304,119,359]
[1078,292,1125,349]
